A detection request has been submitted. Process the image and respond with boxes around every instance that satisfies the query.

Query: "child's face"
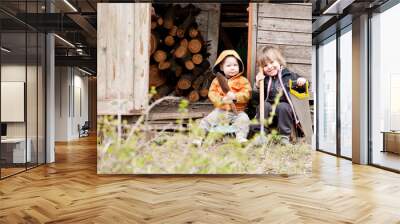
[263,60,281,77]
[220,56,239,78]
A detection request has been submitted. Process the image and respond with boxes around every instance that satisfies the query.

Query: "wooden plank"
[133,3,151,111]
[257,30,311,46]
[258,3,312,20]
[291,97,313,144]
[286,63,312,80]
[221,22,248,28]
[257,17,311,33]
[147,112,207,121]
[98,3,134,115]
[258,44,312,64]
[145,123,187,131]
[195,3,220,66]
[247,3,258,84]
[97,3,150,115]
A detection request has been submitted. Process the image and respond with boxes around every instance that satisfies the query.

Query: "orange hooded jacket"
[208,50,252,112]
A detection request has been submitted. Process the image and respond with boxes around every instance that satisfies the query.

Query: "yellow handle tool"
[289,79,309,100]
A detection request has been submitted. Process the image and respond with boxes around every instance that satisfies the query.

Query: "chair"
[79,121,90,138]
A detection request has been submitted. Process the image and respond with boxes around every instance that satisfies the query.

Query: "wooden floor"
[1,136,400,223]
[373,150,400,171]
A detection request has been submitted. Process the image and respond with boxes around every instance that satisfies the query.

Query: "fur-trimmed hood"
[212,50,244,78]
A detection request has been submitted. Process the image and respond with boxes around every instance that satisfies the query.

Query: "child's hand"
[255,66,265,88]
[222,91,236,104]
[226,91,236,100]
[222,96,233,104]
[296,77,307,86]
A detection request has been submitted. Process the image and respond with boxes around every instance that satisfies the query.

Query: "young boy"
[198,50,252,143]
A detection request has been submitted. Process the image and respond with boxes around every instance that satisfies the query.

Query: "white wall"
[55,66,89,141]
[1,63,46,164]
[1,65,26,139]
[55,66,69,141]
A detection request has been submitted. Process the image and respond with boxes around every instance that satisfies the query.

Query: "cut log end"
[180,39,188,47]
[178,80,191,90]
[188,39,202,54]
[164,35,175,46]
[150,33,158,55]
[174,46,188,58]
[163,19,174,29]
[192,54,203,65]
[175,66,183,77]
[188,90,200,102]
[157,17,163,26]
[151,21,157,30]
[149,65,166,88]
[189,28,199,38]
[176,29,185,38]
[184,60,195,70]
[158,61,171,70]
[169,26,178,36]
[153,50,167,62]
[199,89,209,98]
[177,75,194,90]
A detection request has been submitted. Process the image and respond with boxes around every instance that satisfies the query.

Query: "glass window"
[27,30,38,169]
[339,26,352,158]
[1,30,28,178]
[0,1,46,179]
[317,35,337,154]
[371,3,400,171]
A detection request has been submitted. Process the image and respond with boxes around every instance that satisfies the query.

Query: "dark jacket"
[256,68,299,103]
[248,68,306,137]
[246,68,312,144]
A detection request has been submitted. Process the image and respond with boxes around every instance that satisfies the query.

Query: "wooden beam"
[221,22,248,28]
[257,17,311,33]
[258,3,312,20]
[257,30,312,46]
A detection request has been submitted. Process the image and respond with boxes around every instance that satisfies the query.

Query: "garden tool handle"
[215,72,238,115]
[230,100,238,115]
[259,79,265,135]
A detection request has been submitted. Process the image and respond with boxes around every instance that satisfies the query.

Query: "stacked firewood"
[149,4,214,103]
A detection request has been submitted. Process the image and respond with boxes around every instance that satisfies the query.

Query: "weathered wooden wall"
[256,3,312,80]
[97,3,150,115]
[194,3,220,66]
[255,3,313,143]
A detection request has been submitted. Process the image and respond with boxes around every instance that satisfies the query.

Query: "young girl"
[197,50,252,144]
[254,46,307,144]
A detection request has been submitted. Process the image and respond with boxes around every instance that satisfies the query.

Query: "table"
[1,138,31,163]
[381,131,400,154]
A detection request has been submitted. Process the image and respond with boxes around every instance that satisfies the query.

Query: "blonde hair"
[257,46,286,67]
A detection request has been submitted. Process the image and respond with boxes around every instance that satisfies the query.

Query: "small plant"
[97,91,312,175]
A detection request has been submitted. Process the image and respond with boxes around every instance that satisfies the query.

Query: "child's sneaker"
[192,138,203,147]
[280,135,291,145]
[236,137,248,144]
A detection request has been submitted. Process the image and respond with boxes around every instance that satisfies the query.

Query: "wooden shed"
[97,2,312,141]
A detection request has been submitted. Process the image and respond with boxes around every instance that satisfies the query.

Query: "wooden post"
[98,3,150,115]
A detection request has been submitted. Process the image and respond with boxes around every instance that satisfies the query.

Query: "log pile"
[149,4,213,103]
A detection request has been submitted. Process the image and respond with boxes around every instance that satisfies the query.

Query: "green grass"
[97,111,312,175]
